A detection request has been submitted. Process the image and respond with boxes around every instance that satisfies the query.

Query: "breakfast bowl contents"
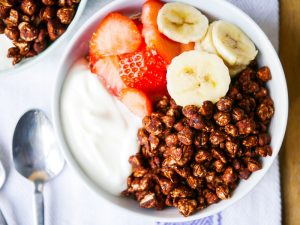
[0,0,87,72]
[53,0,288,221]
[124,66,274,216]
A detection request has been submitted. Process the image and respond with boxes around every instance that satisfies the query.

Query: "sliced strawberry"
[142,0,163,27]
[89,54,101,73]
[119,48,168,96]
[142,28,182,63]
[180,42,195,52]
[90,56,126,96]
[89,12,142,57]
[133,19,147,50]
[119,88,152,118]
[133,18,143,31]
[141,0,182,63]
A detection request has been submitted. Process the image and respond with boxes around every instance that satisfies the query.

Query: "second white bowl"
[0,0,88,76]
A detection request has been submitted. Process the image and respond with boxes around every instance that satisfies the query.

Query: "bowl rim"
[52,0,288,222]
[0,0,88,77]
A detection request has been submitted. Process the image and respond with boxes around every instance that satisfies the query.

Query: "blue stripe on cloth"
[157,213,222,225]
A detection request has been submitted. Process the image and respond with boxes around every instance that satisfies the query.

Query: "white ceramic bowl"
[53,0,288,222]
[0,0,87,76]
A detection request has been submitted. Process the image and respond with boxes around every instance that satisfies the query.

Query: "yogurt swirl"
[61,58,140,195]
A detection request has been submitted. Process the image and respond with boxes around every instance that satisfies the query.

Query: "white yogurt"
[0,34,14,71]
[61,58,141,195]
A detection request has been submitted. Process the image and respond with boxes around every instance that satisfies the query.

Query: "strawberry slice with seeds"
[119,88,153,117]
[89,12,142,57]
[90,55,126,96]
[119,48,168,96]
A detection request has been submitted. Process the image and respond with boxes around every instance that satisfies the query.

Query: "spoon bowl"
[13,110,64,181]
[13,109,64,225]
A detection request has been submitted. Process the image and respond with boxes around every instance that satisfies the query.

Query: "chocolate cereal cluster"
[123,66,274,217]
[0,0,80,64]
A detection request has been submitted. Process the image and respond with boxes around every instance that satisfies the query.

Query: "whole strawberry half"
[119,48,168,96]
[89,12,142,57]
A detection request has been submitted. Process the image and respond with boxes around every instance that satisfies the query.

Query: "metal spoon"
[12,110,65,225]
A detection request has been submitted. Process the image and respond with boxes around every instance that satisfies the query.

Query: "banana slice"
[195,22,218,54]
[212,20,258,66]
[195,21,255,77]
[157,2,208,44]
[167,50,230,107]
[228,64,247,76]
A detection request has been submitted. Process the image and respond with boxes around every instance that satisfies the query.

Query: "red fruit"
[133,18,143,32]
[141,1,195,63]
[181,42,195,52]
[89,12,142,57]
[119,48,168,96]
[90,56,126,96]
[119,88,152,118]
[133,19,147,50]
[142,0,163,27]
[141,0,182,63]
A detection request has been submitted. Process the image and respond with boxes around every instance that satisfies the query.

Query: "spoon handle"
[35,182,44,225]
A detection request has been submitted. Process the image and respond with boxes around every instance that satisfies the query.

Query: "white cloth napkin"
[0,0,280,225]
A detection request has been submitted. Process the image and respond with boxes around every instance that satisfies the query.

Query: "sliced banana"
[195,22,218,54]
[167,50,231,107]
[228,64,247,76]
[195,20,255,77]
[212,20,258,66]
[157,2,208,44]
